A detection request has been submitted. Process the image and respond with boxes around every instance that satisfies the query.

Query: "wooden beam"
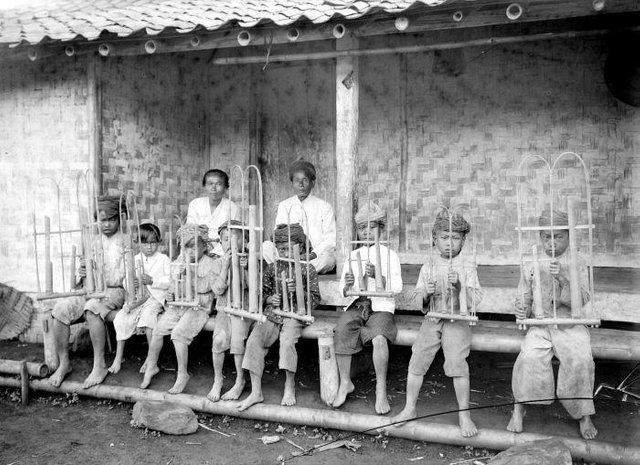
[87,56,102,194]
[398,54,409,252]
[334,34,359,268]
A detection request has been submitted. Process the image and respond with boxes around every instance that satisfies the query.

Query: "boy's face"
[433,230,465,258]
[540,230,569,257]
[356,221,382,243]
[98,211,119,237]
[138,239,159,258]
[184,238,206,262]
[291,170,314,201]
[204,173,227,202]
[275,242,291,259]
[220,229,244,253]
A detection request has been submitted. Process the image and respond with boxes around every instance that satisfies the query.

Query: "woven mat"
[0,282,35,340]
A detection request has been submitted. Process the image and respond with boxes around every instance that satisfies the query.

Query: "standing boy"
[332,204,403,415]
[393,209,483,437]
[108,222,170,374]
[507,210,597,440]
[47,196,126,389]
[237,224,321,411]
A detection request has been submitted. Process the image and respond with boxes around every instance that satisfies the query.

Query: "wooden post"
[87,57,102,195]
[20,361,29,405]
[335,35,359,269]
[44,216,53,293]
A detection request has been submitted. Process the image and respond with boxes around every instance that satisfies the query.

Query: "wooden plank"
[335,35,359,267]
[87,56,102,193]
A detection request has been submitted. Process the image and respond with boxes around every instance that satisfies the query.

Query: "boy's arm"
[415,264,431,314]
[210,255,231,296]
[303,264,322,310]
[464,262,484,307]
[556,256,590,307]
[149,255,171,291]
[262,263,277,305]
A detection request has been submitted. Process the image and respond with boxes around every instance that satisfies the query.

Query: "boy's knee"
[372,335,387,347]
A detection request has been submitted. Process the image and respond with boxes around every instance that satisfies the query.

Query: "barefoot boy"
[140,224,223,394]
[208,221,252,402]
[237,224,320,411]
[109,222,170,374]
[393,209,483,437]
[47,196,126,389]
[332,204,403,415]
[507,210,597,440]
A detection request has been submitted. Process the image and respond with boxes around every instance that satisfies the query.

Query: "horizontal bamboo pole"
[0,376,638,464]
[0,359,48,378]
[345,290,394,298]
[426,312,479,324]
[33,290,86,301]
[516,318,601,327]
[222,308,267,324]
[270,309,315,324]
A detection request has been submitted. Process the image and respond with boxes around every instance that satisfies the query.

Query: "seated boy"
[332,204,403,415]
[507,210,597,440]
[47,196,126,389]
[237,223,321,411]
[109,222,170,374]
[393,209,483,437]
[208,220,252,402]
[140,224,224,394]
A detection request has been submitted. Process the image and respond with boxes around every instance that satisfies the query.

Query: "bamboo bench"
[99,265,640,361]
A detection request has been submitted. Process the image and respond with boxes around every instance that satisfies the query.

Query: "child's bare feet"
[579,416,598,440]
[108,359,122,375]
[168,372,190,394]
[281,380,296,407]
[459,411,478,438]
[139,360,148,374]
[140,365,160,389]
[83,366,109,389]
[207,379,224,402]
[392,407,417,427]
[506,404,524,433]
[237,392,264,412]
[47,361,72,388]
[375,386,391,415]
[222,380,245,401]
[331,380,354,408]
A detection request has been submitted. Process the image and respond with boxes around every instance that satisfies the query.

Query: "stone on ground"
[131,400,198,435]
[488,438,572,465]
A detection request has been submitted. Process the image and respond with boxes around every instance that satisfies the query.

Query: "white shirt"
[98,232,125,287]
[125,252,171,304]
[186,197,238,243]
[274,194,336,257]
[339,244,403,313]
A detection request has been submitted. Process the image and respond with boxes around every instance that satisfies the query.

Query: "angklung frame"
[119,192,146,311]
[515,152,599,329]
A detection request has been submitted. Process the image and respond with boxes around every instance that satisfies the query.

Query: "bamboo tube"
[230,236,241,309]
[42,311,58,371]
[517,318,601,327]
[425,312,479,323]
[355,250,364,291]
[448,211,454,316]
[169,221,174,260]
[124,224,136,306]
[34,290,87,301]
[280,270,290,314]
[293,245,306,316]
[567,199,582,319]
[44,216,53,293]
[318,333,339,406]
[2,377,638,465]
[82,227,95,293]
[248,206,259,313]
[0,359,49,378]
[531,245,544,320]
[459,269,468,316]
[185,259,193,301]
[69,245,76,291]
[20,361,29,405]
[373,227,384,292]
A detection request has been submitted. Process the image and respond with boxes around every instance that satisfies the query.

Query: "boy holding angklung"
[507,210,597,440]
[393,209,483,438]
[332,203,403,415]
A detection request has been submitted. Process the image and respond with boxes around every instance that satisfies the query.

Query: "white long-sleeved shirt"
[124,252,171,304]
[274,194,336,257]
[338,244,403,313]
[186,197,239,243]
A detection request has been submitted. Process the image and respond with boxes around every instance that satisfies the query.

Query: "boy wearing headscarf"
[266,160,337,274]
[332,203,403,415]
[47,195,126,389]
[393,209,483,438]
[140,224,224,394]
[507,210,597,440]
[237,224,321,412]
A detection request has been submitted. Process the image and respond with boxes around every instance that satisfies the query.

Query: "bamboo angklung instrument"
[515,153,599,328]
[222,165,266,323]
[121,194,146,310]
[425,206,478,324]
[169,217,199,308]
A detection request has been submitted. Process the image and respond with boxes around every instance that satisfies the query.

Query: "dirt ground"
[0,332,639,465]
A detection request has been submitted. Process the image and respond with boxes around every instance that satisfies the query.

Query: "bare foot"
[140,365,160,389]
[168,372,190,394]
[107,359,122,375]
[375,386,391,415]
[237,392,264,412]
[459,411,478,438]
[391,407,417,427]
[222,380,245,401]
[207,379,223,402]
[579,416,598,440]
[139,360,148,374]
[47,362,72,388]
[331,380,355,408]
[281,383,296,407]
[507,407,524,433]
[82,366,109,389]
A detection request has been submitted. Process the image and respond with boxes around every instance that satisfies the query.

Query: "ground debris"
[260,435,281,445]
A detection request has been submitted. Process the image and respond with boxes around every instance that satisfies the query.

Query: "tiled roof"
[0,0,449,45]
